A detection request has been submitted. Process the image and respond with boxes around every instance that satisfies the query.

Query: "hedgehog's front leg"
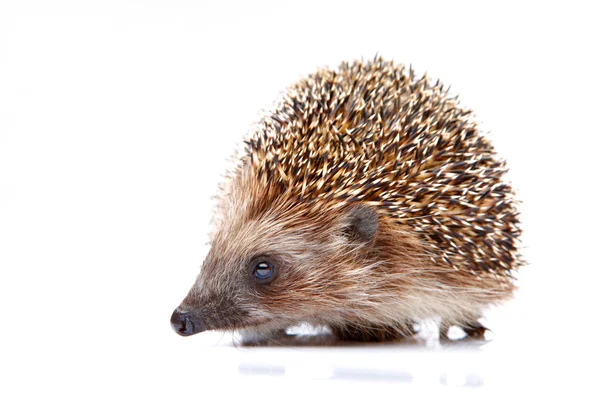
[331,322,418,342]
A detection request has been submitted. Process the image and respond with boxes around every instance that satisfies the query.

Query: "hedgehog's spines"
[243,58,522,279]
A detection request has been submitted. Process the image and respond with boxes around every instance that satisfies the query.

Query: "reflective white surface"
[1,1,599,399]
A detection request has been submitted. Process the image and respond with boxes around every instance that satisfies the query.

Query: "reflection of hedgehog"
[170,57,522,342]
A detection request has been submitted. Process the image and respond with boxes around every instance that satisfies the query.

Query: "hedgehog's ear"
[341,204,379,245]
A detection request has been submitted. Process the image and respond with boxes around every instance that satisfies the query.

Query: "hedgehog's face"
[170,203,379,337]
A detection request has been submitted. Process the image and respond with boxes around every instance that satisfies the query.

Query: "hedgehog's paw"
[462,322,488,339]
[239,328,290,345]
[442,321,490,341]
[331,322,418,342]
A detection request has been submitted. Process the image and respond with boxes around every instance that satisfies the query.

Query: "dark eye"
[253,260,274,281]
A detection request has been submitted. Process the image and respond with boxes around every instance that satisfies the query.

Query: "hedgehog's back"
[244,57,521,278]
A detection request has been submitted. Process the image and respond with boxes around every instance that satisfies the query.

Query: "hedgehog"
[170,57,522,342]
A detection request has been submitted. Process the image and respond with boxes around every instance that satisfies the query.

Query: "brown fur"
[175,57,521,341]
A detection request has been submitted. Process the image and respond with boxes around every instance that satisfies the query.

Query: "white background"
[1,1,599,399]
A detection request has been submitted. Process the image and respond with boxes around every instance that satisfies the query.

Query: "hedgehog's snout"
[170,309,205,336]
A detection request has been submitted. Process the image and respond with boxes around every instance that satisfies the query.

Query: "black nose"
[170,309,198,336]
